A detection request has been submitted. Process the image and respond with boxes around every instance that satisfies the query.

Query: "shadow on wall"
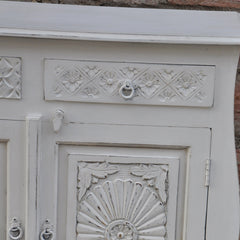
[234,58,240,183]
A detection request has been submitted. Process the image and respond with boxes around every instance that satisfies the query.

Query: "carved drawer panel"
[44,59,215,107]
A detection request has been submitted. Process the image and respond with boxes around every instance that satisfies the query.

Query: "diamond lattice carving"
[45,59,215,107]
[0,57,21,99]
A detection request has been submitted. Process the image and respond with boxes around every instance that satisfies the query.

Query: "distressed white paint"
[0,2,239,240]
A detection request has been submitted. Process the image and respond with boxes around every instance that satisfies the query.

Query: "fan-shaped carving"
[77,179,167,240]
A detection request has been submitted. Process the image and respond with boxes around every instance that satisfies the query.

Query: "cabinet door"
[37,122,211,240]
[0,120,25,240]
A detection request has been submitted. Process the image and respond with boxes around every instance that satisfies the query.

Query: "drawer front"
[44,59,215,107]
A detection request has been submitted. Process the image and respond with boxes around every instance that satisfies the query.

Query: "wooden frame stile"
[25,115,42,240]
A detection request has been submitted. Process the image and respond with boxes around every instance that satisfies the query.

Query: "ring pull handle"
[8,218,23,240]
[40,220,54,240]
[119,80,135,100]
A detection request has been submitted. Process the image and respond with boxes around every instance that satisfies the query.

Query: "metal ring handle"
[8,226,23,240]
[119,81,135,100]
[40,229,53,240]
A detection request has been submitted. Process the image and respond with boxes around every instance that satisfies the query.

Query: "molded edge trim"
[0,1,240,45]
[1,28,240,45]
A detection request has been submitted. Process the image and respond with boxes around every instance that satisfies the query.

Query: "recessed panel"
[56,145,184,240]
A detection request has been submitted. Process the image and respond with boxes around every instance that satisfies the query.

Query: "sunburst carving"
[77,179,167,240]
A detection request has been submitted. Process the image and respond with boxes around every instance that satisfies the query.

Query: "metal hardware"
[40,219,54,240]
[52,108,64,133]
[205,159,211,187]
[119,80,135,100]
[8,218,23,240]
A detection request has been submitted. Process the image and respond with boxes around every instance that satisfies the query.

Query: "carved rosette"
[76,163,168,240]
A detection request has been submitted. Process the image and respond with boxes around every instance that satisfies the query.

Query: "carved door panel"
[38,122,211,240]
[0,120,25,240]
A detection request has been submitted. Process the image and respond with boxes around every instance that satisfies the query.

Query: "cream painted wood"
[0,2,239,240]
[0,1,240,45]
[39,123,210,240]
[25,115,42,240]
[0,121,25,240]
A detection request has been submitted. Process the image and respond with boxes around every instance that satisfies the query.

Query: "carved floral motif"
[159,87,176,103]
[131,164,169,203]
[46,60,213,106]
[137,72,162,98]
[55,66,83,94]
[98,71,119,94]
[77,162,119,201]
[172,72,199,98]
[80,85,100,98]
[0,57,21,99]
[82,65,101,78]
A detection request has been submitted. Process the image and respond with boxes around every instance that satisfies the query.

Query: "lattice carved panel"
[44,59,215,107]
[0,57,21,99]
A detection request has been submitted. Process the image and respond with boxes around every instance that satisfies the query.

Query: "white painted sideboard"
[0,2,240,240]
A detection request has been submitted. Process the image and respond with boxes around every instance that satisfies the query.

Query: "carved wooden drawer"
[0,2,239,240]
[44,59,215,107]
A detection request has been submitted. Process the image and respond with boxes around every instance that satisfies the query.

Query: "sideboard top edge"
[0,28,240,45]
[0,1,240,45]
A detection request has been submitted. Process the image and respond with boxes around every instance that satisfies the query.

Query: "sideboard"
[0,2,239,240]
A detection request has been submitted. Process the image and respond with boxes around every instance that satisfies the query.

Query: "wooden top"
[0,1,240,45]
